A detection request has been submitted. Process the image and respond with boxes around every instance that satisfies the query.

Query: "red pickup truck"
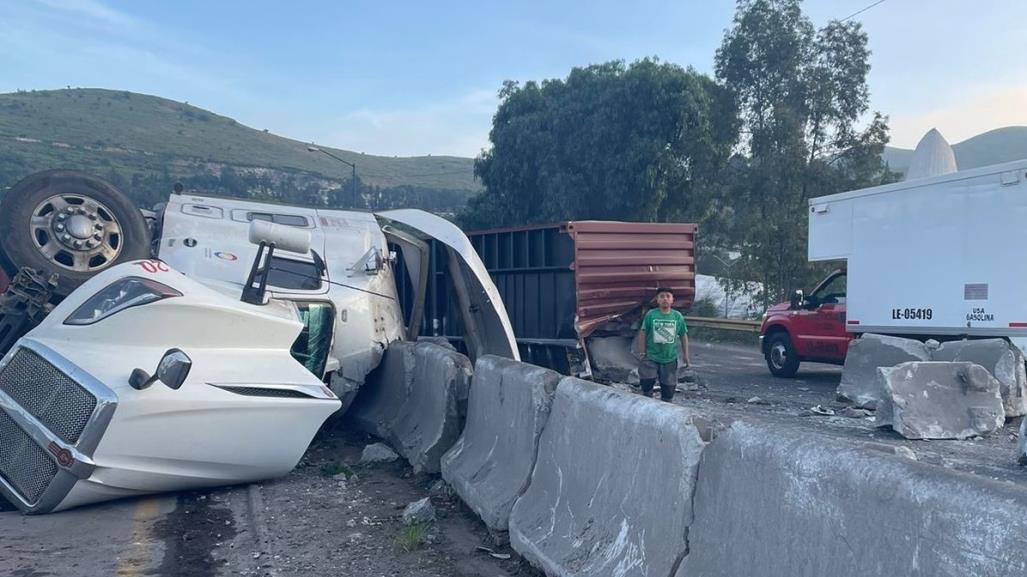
[759,269,851,377]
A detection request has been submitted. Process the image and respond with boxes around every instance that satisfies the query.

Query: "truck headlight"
[64,277,182,326]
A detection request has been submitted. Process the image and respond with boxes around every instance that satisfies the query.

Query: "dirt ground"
[222,424,541,577]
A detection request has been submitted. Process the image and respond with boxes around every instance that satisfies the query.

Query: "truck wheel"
[0,170,150,296]
[765,332,800,378]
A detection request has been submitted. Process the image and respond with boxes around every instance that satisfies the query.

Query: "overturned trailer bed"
[395,221,696,375]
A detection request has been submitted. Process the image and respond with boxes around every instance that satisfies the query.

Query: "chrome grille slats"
[0,349,97,444]
[0,409,57,504]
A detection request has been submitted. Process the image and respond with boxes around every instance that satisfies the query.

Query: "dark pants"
[639,359,676,401]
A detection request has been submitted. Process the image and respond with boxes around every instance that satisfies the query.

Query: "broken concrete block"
[509,377,708,577]
[440,356,561,533]
[679,421,1027,577]
[838,334,930,409]
[933,339,1027,417]
[359,443,399,465]
[402,497,436,525]
[587,335,640,384]
[876,362,1004,440]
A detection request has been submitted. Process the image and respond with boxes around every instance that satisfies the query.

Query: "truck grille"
[0,348,97,445]
[0,409,58,504]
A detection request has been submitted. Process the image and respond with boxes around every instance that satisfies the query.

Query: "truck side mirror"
[790,290,804,310]
[156,348,192,390]
[129,348,192,391]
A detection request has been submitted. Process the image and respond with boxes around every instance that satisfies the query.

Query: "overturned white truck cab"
[0,170,516,513]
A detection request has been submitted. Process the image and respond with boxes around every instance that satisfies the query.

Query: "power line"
[841,0,886,22]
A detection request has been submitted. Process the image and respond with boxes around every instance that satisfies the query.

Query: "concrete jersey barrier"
[441,355,561,532]
[679,421,1027,577]
[509,377,708,577]
[348,341,471,474]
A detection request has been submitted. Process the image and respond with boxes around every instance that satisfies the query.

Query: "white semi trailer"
[807,157,1027,355]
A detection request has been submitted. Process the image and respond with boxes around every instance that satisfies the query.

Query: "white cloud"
[31,0,140,28]
[888,84,1027,148]
[309,89,500,158]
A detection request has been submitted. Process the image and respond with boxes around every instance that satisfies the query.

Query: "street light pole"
[307,145,358,208]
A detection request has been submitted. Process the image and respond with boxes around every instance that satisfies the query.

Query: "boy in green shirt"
[637,287,690,401]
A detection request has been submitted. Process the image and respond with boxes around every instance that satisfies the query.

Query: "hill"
[883,126,1027,174]
[0,88,479,211]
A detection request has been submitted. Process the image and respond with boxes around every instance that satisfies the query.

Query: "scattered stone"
[838,334,931,409]
[332,473,348,482]
[359,443,399,465]
[587,336,641,384]
[892,446,918,461]
[876,362,1004,440]
[810,405,835,416]
[747,396,769,405]
[402,498,436,525]
[428,479,453,499]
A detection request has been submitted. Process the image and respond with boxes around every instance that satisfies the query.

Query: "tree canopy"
[461,59,737,229]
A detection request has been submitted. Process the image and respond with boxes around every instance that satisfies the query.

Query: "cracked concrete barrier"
[509,377,708,577]
[349,341,472,474]
[837,334,930,409]
[876,361,1004,440]
[933,338,1027,417]
[348,341,416,439]
[440,356,561,532]
[679,421,1027,577]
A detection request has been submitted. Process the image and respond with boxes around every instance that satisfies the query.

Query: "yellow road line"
[114,497,161,577]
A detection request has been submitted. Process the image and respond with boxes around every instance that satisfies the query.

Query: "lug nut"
[84,241,94,249]
[55,224,65,232]
[56,213,67,222]
[88,213,97,220]
[61,234,71,242]
[73,240,83,248]
[94,223,103,230]
[93,233,102,241]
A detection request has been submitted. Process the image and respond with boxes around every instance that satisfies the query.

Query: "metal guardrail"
[685,316,761,333]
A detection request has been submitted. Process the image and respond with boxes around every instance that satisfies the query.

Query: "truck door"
[793,271,850,362]
[374,209,519,362]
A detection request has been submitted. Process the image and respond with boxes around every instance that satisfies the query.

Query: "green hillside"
[0,88,479,211]
[883,126,1027,174]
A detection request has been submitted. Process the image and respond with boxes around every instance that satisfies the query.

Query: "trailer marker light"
[847,320,860,325]
[1010,322,1027,328]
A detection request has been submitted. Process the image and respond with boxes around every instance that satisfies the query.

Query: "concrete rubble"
[402,498,436,525]
[359,443,399,465]
[508,377,707,577]
[875,361,1004,439]
[837,334,930,409]
[933,338,1027,417]
[440,355,561,533]
[587,335,640,384]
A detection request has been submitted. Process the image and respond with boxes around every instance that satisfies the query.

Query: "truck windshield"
[290,302,334,377]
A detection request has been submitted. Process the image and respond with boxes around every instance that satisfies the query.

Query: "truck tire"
[765,331,800,378]
[0,170,150,296]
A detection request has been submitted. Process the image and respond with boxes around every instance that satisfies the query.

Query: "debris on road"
[401,498,436,526]
[809,405,836,416]
[838,334,931,409]
[359,443,400,465]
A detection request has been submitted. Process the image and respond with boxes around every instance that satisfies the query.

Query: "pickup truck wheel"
[0,170,150,296]
[765,332,800,378]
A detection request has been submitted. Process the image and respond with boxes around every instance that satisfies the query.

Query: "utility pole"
[307,145,358,207]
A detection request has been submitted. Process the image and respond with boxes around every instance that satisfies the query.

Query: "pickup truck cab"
[759,269,851,377]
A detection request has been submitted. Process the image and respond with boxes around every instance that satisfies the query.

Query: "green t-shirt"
[642,308,687,364]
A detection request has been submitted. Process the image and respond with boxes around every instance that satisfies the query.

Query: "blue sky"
[2,0,1025,157]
